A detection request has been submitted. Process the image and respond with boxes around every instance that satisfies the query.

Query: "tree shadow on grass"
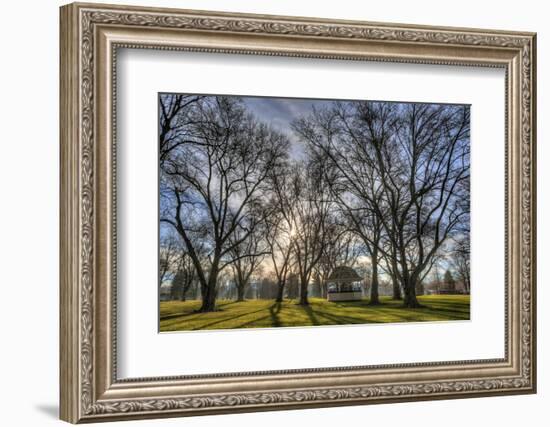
[334,300,385,309]
[312,310,384,325]
[363,308,424,322]
[414,304,470,317]
[323,301,466,323]
[421,305,470,314]
[237,304,374,328]
[269,302,282,328]
[415,311,468,321]
[160,300,244,322]
[192,307,269,330]
[331,301,364,308]
[301,304,321,326]
[370,306,467,322]
[237,314,274,329]
[218,300,240,306]
[160,311,201,322]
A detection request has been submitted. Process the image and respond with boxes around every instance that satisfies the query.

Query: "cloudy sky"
[242,96,334,159]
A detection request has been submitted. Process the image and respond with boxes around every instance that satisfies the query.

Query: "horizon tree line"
[159,94,470,311]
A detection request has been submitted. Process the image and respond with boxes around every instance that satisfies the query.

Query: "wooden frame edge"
[60,3,80,423]
[59,2,537,423]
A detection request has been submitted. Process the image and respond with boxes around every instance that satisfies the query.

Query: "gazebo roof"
[326,266,362,283]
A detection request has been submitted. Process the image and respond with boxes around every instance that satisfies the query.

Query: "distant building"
[425,281,468,295]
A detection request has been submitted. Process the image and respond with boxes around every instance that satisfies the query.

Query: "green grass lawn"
[159,295,470,332]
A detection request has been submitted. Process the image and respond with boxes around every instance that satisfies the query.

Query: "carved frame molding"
[60,2,536,423]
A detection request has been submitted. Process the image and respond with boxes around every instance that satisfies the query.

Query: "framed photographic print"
[60,2,537,423]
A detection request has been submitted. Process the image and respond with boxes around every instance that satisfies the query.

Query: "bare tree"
[262,165,297,302]
[379,247,403,300]
[287,162,332,305]
[227,215,269,301]
[160,96,289,312]
[170,253,197,301]
[159,231,181,288]
[159,94,204,165]
[160,228,204,300]
[293,105,389,305]
[451,235,470,293]
[294,101,470,307]
[377,103,470,307]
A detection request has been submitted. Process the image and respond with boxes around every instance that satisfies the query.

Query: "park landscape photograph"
[158,93,471,332]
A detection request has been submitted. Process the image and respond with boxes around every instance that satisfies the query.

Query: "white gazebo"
[326,266,363,302]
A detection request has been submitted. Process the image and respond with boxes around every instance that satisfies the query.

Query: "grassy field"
[159,295,470,332]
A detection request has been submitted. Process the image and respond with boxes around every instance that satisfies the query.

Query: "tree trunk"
[275,279,285,303]
[391,276,402,300]
[236,284,245,302]
[390,258,402,300]
[403,278,422,308]
[299,276,309,305]
[369,250,380,305]
[181,277,192,302]
[199,286,217,311]
[199,268,218,312]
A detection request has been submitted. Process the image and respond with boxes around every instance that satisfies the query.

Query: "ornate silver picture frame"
[60,2,536,423]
